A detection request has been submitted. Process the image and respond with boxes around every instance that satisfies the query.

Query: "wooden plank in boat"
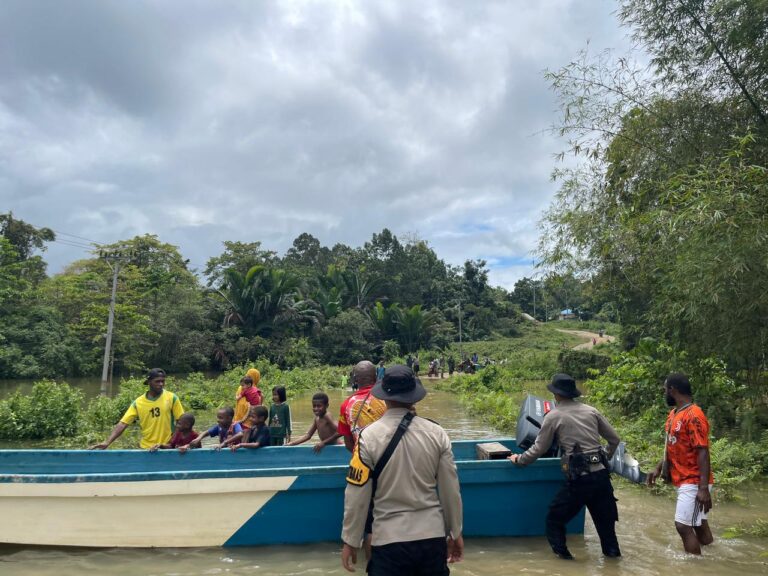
[475,442,512,460]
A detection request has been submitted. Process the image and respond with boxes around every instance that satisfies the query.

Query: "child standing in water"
[286,392,339,452]
[268,386,291,446]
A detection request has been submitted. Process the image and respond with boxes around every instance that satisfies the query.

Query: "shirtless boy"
[286,392,339,452]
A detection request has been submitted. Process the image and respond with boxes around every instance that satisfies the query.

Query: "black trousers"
[546,469,620,556]
[367,537,449,576]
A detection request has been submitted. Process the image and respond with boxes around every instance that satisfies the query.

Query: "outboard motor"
[609,442,647,484]
[515,394,558,457]
[515,395,647,483]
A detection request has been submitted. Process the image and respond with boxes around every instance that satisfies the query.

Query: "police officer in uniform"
[341,365,464,575]
[509,373,621,560]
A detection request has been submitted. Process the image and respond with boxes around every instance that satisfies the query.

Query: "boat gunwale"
[0,459,563,485]
[0,438,565,484]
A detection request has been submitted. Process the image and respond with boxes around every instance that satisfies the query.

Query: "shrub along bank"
[438,338,768,498]
[0,362,347,448]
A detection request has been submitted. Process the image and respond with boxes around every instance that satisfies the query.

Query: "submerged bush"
[0,381,84,439]
[558,349,611,379]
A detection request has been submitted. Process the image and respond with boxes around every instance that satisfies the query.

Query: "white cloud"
[0,0,634,289]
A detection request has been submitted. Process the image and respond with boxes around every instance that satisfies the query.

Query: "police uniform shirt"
[342,407,463,548]
[518,399,620,467]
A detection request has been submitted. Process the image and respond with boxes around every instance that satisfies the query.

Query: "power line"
[50,238,98,250]
[50,229,104,245]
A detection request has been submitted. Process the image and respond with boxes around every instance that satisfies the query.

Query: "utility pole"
[99,249,133,396]
[100,259,119,396]
[531,259,537,321]
[457,300,463,359]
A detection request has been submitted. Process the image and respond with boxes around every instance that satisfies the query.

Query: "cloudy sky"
[0,0,633,288]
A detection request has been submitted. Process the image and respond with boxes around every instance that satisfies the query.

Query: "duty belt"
[560,449,608,481]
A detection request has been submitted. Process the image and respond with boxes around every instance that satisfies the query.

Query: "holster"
[561,449,608,481]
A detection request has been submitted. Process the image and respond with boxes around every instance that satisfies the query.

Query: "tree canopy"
[0,216,530,377]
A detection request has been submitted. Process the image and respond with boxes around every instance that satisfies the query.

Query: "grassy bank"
[434,329,768,499]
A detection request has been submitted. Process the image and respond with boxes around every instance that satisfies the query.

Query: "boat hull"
[0,439,584,547]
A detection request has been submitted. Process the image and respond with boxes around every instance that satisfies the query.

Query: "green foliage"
[586,340,743,431]
[0,381,84,439]
[439,323,581,374]
[541,1,768,417]
[281,337,321,369]
[722,519,768,539]
[382,340,400,362]
[393,304,440,353]
[0,212,54,285]
[709,434,768,498]
[84,395,127,433]
[0,217,527,378]
[557,349,612,379]
[316,309,376,365]
[204,240,277,288]
[432,328,768,494]
[619,0,768,126]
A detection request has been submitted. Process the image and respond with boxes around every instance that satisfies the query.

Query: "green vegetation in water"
[721,519,768,539]
[0,362,348,448]
[438,332,768,497]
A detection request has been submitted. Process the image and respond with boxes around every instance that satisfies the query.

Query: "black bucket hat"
[547,373,582,398]
[372,364,427,404]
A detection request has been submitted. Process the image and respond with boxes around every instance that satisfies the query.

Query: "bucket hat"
[372,364,427,404]
[546,373,582,398]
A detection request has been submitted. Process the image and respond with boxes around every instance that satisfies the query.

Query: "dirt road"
[556,329,614,350]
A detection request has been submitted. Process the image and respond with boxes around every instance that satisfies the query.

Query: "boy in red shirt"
[149,412,198,451]
[647,373,714,555]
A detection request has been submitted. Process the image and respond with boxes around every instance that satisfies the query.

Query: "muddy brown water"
[1,384,766,575]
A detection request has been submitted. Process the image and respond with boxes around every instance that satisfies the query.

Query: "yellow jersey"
[120,390,185,449]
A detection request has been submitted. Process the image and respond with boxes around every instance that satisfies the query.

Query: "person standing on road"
[341,365,463,574]
[90,368,185,450]
[509,373,621,560]
[646,372,714,555]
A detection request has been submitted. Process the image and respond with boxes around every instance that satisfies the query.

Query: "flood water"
[1,381,766,575]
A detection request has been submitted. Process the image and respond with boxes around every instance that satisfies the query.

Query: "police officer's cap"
[372,364,427,404]
[547,373,582,398]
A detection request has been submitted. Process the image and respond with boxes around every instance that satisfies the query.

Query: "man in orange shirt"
[647,373,714,555]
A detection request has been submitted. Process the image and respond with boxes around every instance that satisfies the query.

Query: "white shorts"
[675,484,713,526]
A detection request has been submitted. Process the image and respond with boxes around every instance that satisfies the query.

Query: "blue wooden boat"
[0,439,584,547]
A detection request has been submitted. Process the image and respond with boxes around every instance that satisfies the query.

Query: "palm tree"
[344,271,383,309]
[369,301,399,341]
[215,265,310,337]
[392,304,439,353]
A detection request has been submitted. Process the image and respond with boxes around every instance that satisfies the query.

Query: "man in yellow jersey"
[90,368,185,450]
